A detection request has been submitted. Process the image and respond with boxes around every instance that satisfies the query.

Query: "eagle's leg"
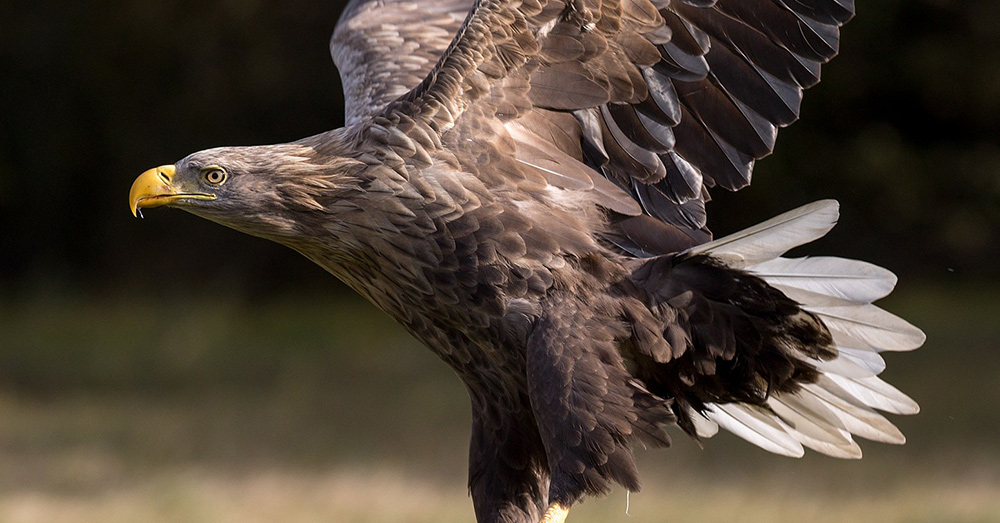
[526,297,670,517]
[467,395,550,523]
[539,503,569,523]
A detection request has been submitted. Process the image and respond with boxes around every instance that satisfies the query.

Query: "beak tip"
[130,164,177,218]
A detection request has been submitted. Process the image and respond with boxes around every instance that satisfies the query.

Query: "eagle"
[128,1,924,522]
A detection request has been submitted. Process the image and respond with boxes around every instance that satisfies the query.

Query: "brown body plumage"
[130,1,923,522]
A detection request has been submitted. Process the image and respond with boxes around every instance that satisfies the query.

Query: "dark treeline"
[1,0,997,297]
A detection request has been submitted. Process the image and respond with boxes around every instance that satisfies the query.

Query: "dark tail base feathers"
[630,254,839,438]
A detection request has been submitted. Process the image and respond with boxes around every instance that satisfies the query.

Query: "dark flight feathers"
[333,0,853,249]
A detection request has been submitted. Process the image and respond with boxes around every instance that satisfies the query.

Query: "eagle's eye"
[202,166,228,185]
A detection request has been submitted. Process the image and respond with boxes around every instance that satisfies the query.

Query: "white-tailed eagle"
[129,1,923,521]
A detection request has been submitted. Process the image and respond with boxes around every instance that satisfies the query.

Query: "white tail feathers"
[684,200,924,459]
[685,199,840,267]
[749,256,897,305]
[707,403,806,457]
[809,305,925,352]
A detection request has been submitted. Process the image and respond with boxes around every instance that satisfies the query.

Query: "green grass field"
[1,281,998,522]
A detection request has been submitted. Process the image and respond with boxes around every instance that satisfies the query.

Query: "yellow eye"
[202,166,227,185]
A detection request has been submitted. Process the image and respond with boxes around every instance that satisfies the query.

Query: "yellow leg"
[539,503,569,523]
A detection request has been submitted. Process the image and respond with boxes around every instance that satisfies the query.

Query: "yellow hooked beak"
[129,165,216,217]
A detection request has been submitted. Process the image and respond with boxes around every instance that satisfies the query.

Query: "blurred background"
[1,0,998,521]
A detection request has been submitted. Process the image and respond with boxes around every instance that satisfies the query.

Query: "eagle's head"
[129,136,367,247]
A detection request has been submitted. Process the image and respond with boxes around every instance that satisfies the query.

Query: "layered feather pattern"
[333,0,855,246]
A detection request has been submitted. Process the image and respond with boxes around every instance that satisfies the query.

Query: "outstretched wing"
[334,0,854,250]
[331,0,472,125]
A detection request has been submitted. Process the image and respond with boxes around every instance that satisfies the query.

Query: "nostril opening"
[157,170,171,183]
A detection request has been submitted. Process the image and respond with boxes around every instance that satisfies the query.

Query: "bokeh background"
[1,1,998,521]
